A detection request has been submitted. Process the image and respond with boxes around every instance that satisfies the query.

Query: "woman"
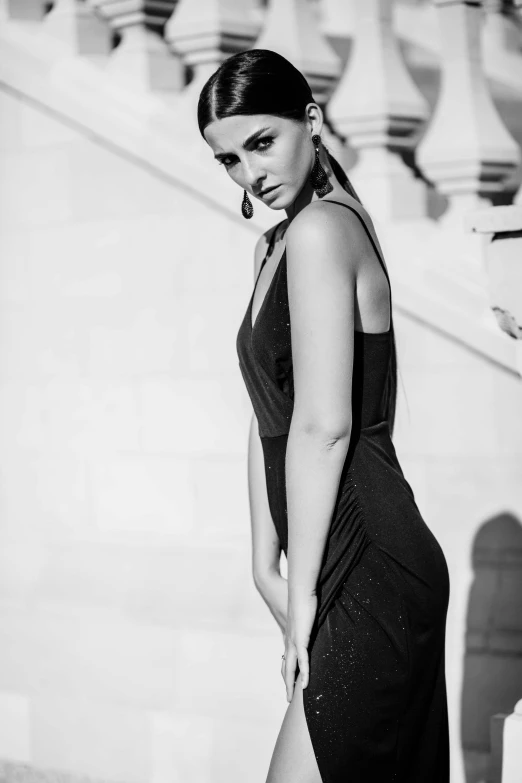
[198,49,450,783]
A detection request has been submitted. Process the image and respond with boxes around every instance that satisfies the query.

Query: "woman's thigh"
[265,678,323,783]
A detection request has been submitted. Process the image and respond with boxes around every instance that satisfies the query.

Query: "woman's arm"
[248,410,282,585]
[284,201,364,599]
[281,202,368,698]
[248,411,287,635]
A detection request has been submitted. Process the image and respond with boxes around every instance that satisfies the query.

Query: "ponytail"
[325,149,398,437]
[325,150,364,207]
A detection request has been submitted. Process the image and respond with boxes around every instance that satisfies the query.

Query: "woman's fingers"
[284,645,297,702]
[281,595,316,700]
[282,638,310,700]
[297,645,309,689]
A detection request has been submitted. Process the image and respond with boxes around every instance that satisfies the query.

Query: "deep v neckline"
[248,199,392,336]
[250,222,286,333]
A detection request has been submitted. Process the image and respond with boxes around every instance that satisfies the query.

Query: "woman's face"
[203,112,317,210]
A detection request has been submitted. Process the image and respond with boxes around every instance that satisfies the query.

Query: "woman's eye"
[216,154,235,167]
[218,137,274,168]
[256,136,273,151]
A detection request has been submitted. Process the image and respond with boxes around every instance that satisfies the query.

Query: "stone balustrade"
[328,0,430,220]
[3,0,520,229]
[165,0,261,87]
[1,3,522,781]
[90,0,184,93]
[416,0,520,224]
[44,0,112,57]
[253,0,341,105]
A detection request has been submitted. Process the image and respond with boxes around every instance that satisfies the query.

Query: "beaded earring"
[241,189,254,219]
[309,134,333,197]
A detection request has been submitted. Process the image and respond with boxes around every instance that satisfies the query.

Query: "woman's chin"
[265,189,290,210]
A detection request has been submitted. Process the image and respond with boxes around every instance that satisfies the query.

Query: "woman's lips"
[260,185,280,198]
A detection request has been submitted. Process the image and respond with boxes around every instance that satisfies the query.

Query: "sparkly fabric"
[236,200,450,782]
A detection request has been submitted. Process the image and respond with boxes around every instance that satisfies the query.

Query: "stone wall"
[1,4,522,781]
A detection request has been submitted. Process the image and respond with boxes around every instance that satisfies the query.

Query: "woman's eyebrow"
[214,126,272,160]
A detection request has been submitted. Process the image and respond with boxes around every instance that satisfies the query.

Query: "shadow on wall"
[461,513,522,783]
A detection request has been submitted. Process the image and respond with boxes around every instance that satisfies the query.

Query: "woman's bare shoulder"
[288,198,359,242]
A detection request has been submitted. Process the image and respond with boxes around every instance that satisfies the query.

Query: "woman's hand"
[254,570,288,637]
[282,591,318,702]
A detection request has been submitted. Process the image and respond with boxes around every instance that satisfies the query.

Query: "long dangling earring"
[241,189,254,219]
[309,134,333,197]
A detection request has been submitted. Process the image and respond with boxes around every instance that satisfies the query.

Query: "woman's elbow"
[291,414,352,449]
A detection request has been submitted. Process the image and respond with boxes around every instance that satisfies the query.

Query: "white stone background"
[0,43,522,783]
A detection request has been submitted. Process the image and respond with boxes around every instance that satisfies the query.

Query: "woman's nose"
[242,159,265,189]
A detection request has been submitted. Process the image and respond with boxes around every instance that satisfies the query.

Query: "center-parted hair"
[197,50,363,205]
[197,49,397,436]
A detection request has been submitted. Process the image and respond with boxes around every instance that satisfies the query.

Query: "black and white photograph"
[0,1,522,782]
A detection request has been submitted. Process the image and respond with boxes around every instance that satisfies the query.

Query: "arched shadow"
[461,513,522,783]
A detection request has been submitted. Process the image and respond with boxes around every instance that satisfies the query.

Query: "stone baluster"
[4,0,46,20]
[91,0,184,94]
[483,0,521,53]
[253,0,341,106]
[43,0,112,58]
[165,0,260,90]
[416,0,520,224]
[328,0,429,222]
[318,0,354,37]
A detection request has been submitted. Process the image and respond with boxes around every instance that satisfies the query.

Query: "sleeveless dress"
[236,199,450,782]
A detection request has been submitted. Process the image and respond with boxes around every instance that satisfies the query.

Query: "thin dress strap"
[255,220,285,285]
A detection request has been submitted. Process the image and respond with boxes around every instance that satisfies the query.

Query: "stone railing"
[14,0,512,371]
[3,0,519,376]
[1,2,522,781]
[4,0,520,206]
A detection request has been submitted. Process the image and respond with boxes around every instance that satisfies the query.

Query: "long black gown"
[236,199,450,782]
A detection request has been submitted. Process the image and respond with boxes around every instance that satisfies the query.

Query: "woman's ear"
[305,102,323,138]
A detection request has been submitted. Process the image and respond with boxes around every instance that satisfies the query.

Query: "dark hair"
[198,49,398,436]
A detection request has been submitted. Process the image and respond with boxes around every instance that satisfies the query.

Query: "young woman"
[198,49,450,783]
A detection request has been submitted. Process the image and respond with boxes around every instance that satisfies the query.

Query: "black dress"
[236,199,450,782]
